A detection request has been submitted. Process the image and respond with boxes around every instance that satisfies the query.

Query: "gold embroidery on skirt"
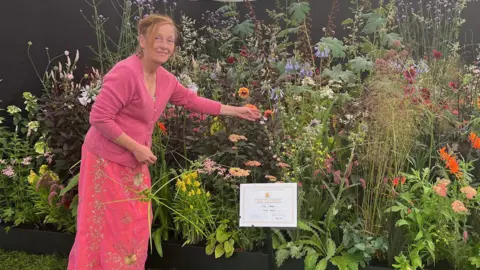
[124,254,137,265]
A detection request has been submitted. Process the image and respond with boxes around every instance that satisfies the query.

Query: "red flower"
[433,49,442,59]
[240,46,249,57]
[449,82,458,90]
[226,56,237,64]
[420,87,431,101]
[157,122,167,134]
[403,66,416,84]
[403,85,416,95]
[392,177,399,187]
[264,109,274,118]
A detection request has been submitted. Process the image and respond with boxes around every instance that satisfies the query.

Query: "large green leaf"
[288,2,310,22]
[60,174,79,196]
[206,244,215,256]
[224,239,235,258]
[315,258,328,270]
[316,37,346,58]
[348,57,374,73]
[323,65,356,83]
[326,238,336,258]
[232,20,254,38]
[362,13,386,34]
[304,253,319,270]
[381,32,402,47]
[215,243,225,258]
[153,228,163,257]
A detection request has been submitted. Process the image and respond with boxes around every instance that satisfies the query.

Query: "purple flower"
[285,59,295,72]
[315,46,330,58]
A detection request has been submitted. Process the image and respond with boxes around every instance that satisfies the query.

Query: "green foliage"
[348,57,374,73]
[232,20,254,38]
[316,37,346,58]
[288,2,310,22]
[362,13,387,34]
[206,220,237,258]
[323,65,356,84]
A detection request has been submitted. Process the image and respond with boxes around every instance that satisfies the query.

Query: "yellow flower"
[196,189,202,195]
[28,170,38,184]
[210,117,224,135]
[176,179,184,189]
[206,192,211,198]
[190,171,198,179]
[181,186,187,193]
[188,190,193,197]
[39,165,48,175]
[50,172,60,182]
[193,181,201,187]
[186,177,192,186]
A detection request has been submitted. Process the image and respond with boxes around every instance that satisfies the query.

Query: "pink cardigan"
[83,55,221,168]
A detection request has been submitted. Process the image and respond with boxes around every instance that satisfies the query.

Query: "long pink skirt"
[68,146,151,269]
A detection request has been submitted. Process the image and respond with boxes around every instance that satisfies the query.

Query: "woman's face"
[140,23,176,65]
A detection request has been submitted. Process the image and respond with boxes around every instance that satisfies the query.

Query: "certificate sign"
[239,183,297,228]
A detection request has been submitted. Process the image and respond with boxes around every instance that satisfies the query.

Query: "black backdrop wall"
[1,0,480,112]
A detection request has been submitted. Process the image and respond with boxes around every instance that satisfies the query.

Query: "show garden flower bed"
[1,1,479,270]
[0,225,395,270]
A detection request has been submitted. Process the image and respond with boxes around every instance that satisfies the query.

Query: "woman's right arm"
[89,65,157,164]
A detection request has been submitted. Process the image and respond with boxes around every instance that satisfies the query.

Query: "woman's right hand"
[132,144,157,165]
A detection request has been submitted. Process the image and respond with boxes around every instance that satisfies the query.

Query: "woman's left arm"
[169,80,261,121]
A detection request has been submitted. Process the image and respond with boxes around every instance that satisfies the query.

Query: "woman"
[67,14,261,269]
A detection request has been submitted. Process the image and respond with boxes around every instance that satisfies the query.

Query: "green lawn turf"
[0,249,67,270]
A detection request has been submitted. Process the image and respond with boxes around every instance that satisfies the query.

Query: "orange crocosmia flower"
[439,147,449,161]
[238,87,250,99]
[469,132,480,149]
[264,109,274,118]
[157,122,167,134]
[401,176,406,185]
[446,156,460,174]
[245,104,258,110]
[469,132,477,143]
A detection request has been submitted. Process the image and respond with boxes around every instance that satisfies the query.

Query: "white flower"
[302,76,315,86]
[64,50,70,56]
[188,83,199,93]
[319,86,334,99]
[27,121,39,132]
[7,105,21,115]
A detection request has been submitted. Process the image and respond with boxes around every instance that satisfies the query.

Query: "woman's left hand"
[234,106,262,121]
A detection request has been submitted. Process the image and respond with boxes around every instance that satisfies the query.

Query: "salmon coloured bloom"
[228,134,247,143]
[229,168,250,177]
[451,200,468,213]
[245,160,261,167]
[460,186,477,199]
[433,184,447,197]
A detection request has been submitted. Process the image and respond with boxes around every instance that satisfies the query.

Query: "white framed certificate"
[239,183,297,228]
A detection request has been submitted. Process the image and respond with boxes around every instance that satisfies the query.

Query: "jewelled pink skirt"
[68,146,151,269]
